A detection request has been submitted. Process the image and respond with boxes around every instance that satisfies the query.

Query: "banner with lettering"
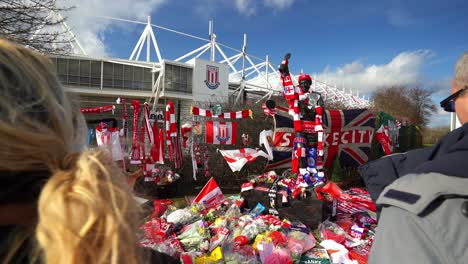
[323,109,375,168]
[265,108,375,170]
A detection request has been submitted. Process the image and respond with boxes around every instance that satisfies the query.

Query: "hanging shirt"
[95,125,123,161]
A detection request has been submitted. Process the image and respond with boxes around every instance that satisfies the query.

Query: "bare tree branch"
[0,0,74,54]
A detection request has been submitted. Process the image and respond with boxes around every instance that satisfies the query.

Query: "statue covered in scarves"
[275,53,327,196]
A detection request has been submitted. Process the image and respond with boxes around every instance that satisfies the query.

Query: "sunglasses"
[440,86,467,112]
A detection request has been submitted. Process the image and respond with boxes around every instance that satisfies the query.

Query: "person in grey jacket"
[368,53,468,264]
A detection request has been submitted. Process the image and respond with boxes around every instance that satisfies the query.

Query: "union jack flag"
[322,109,375,168]
[265,107,375,170]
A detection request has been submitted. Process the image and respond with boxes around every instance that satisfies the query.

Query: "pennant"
[218,148,270,172]
[205,121,238,145]
[192,177,224,208]
[191,106,252,119]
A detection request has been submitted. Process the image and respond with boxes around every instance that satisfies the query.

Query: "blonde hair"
[0,39,140,263]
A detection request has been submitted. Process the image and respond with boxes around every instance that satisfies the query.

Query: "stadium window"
[102,62,114,88]
[143,68,153,90]
[68,59,79,85]
[90,60,101,88]
[113,64,124,88]
[57,58,68,83]
[79,60,91,86]
[123,65,133,89]
[133,67,143,90]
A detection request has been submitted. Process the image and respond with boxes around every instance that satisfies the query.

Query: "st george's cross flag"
[218,148,270,172]
[205,121,238,145]
[192,177,224,208]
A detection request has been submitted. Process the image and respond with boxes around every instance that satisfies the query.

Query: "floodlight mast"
[129,15,163,63]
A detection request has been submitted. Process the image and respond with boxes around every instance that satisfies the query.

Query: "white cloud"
[428,107,452,128]
[61,0,167,56]
[387,8,417,27]
[264,0,294,10]
[235,0,256,16]
[314,50,434,96]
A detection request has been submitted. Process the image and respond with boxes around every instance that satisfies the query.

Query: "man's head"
[298,73,312,93]
[453,52,468,123]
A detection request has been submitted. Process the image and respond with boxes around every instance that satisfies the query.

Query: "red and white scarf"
[191,106,252,119]
[166,101,176,157]
[165,101,183,169]
[81,105,115,114]
[130,100,141,164]
[150,122,164,164]
[117,98,128,157]
[204,145,209,177]
[140,126,147,175]
[261,103,277,117]
[143,103,155,145]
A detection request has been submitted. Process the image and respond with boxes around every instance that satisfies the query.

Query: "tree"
[407,87,438,128]
[371,86,437,128]
[423,126,450,145]
[0,0,73,54]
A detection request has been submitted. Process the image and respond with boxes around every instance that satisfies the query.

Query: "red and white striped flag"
[191,106,252,119]
[218,148,270,172]
[205,121,238,145]
[192,177,224,208]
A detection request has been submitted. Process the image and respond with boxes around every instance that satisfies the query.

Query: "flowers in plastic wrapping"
[166,208,197,227]
[224,245,257,264]
[177,220,210,252]
[287,231,316,261]
[319,219,347,244]
[209,226,230,252]
[225,204,242,219]
[241,219,267,240]
[152,199,173,218]
[263,247,293,264]
[257,241,274,263]
[148,167,180,186]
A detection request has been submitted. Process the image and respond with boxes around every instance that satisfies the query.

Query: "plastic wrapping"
[177,220,209,252]
[152,199,173,218]
[257,241,275,263]
[319,220,347,244]
[224,245,257,264]
[241,220,267,240]
[167,208,196,226]
[263,248,293,264]
[287,231,316,260]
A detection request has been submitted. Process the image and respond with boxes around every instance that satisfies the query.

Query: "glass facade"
[164,62,192,94]
[50,56,155,91]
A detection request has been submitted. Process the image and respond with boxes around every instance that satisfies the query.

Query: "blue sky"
[66,0,468,127]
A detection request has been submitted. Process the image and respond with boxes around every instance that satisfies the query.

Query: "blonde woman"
[0,40,178,263]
